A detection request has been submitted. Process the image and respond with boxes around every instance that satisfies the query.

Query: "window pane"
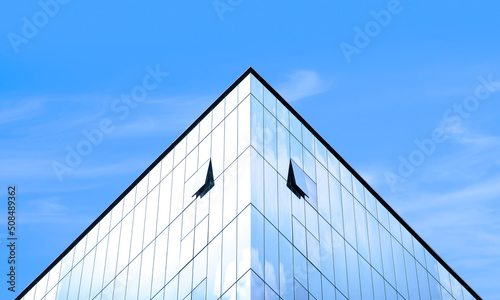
[264,162,278,227]
[329,175,343,236]
[207,234,222,300]
[263,109,277,168]
[225,109,238,168]
[279,234,294,300]
[222,220,237,293]
[332,229,348,297]
[265,220,279,293]
[251,96,264,155]
[238,96,251,155]
[251,207,265,278]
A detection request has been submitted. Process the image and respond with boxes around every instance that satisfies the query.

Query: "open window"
[287,159,318,209]
[192,159,214,199]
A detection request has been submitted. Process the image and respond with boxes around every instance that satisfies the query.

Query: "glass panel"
[354,201,370,261]
[341,187,356,247]
[164,275,178,300]
[225,109,238,168]
[308,261,322,300]
[250,270,265,300]
[199,134,211,170]
[208,176,223,239]
[329,174,343,236]
[279,234,294,300]
[278,176,293,241]
[302,126,314,155]
[346,244,361,299]
[401,227,414,256]
[178,261,193,300]
[352,176,365,206]
[66,260,83,300]
[171,160,186,220]
[305,203,319,239]
[129,199,146,261]
[226,86,238,116]
[264,109,277,168]
[413,237,426,267]
[194,215,208,256]
[379,226,396,287]
[97,212,111,242]
[263,87,276,116]
[187,124,200,156]
[289,114,302,142]
[277,122,290,178]
[143,185,160,247]
[250,74,263,101]
[372,269,386,300]
[180,229,194,268]
[437,262,452,294]
[358,257,374,300]
[166,217,181,283]
[365,192,377,219]
[237,149,251,214]
[327,151,340,180]
[392,238,408,299]
[293,247,308,288]
[303,148,316,181]
[404,250,420,300]
[213,98,225,128]
[416,261,431,300]
[212,121,225,179]
[265,220,279,293]
[316,161,330,222]
[377,201,390,231]
[322,276,336,300]
[293,217,307,256]
[135,174,149,205]
[222,220,237,293]
[157,173,172,234]
[223,161,238,227]
[137,244,155,299]
[199,110,212,142]
[161,152,174,180]
[264,162,278,227]
[315,139,327,168]
[112,267,127,299]
[151,228,168,297]
[294,279,308,300]
[250,96,264,155]
[450,276,464,300]
[251,207,265,278]
[185,145,199,182]
[192,279,207,300]
[78,249,95,300]
[250,148,264,214]
[290,135,303,169]
[102,225,120,287]
[222,284,236,300]
[238,96,251,155]
[429,273,442,300]
[237,207,251,279]
[276,99,289,129]
[425,250,439,280]
[89,237,107,299]
[366,213,383,274]
[265,284,280,300]
[339,163,352,193]
[319,217,334,283]
[389,214,402,243]
[207,233,222,300]
[332,228,348,297]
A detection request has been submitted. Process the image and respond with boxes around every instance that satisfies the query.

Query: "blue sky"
[1,0,500,299]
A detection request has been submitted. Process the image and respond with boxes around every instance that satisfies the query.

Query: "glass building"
[17,68,481,300]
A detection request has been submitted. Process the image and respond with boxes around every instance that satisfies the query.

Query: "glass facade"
[18,69,480,300]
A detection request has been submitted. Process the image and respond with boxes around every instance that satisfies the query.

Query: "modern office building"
[17,68,481,300]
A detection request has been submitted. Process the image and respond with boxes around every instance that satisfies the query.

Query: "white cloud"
[276,70,333,102]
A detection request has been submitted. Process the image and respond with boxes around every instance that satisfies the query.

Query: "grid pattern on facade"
[18,69,480,300]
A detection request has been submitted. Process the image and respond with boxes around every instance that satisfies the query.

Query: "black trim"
[16,67,482,300]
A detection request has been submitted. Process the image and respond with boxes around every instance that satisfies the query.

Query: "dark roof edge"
[17,67,482,300]
[15,68,253,300]
[250,69,482,300]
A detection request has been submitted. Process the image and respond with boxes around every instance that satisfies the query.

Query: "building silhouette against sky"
[17,68,481,300]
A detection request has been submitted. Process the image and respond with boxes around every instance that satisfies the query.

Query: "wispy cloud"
[276,70,333,102]
[0,99,45,125]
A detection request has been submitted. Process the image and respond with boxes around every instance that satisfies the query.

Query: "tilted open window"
[287,159,318,209]
[192,159,214,199]
[287,160,309,199]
